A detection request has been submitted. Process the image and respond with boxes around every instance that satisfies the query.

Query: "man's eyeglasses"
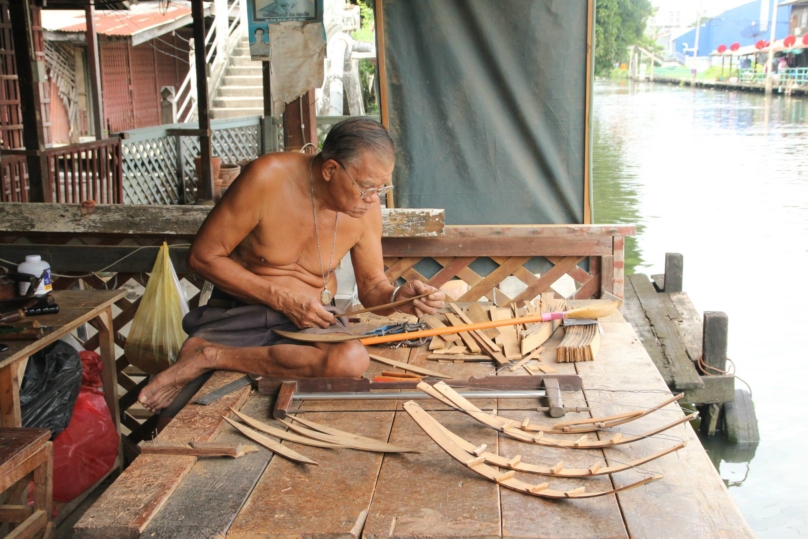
[338,161,394,199]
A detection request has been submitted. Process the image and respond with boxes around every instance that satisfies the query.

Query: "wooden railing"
[0,137,124,203]
[46,138,124,204]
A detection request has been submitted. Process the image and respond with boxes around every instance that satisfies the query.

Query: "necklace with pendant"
[310,157,339,305]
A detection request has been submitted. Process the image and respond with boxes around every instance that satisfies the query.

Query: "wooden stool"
[0,428,52,539]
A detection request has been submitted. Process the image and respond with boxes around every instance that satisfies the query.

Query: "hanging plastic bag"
[124,242,189,374]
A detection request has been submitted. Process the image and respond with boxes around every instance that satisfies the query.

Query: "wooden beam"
[192,0,214,200]
[8,0,50,202]
[85,2,104,140]
[0,203,444,237]
[583,0,594,224]
[374,0,393,208]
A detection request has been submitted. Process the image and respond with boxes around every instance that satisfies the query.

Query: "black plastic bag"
[20,341,83,437]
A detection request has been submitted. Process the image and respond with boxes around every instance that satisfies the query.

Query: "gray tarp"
[382,0,590,224]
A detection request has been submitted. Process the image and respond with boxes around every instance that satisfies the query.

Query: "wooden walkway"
[74,304,754,538]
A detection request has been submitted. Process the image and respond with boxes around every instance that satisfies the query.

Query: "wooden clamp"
[542,378,565,418]
[261,375,583,419]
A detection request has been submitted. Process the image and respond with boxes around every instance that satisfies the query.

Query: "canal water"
[593,80,808,538]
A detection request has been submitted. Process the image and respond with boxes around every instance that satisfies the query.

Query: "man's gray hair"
[321,117,394,167]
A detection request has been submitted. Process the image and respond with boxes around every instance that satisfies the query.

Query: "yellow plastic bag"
[124,242,189,374]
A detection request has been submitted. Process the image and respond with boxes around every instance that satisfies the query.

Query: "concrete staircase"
[210,38,265,119]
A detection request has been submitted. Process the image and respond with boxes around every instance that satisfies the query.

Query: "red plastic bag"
[51,351,119,503]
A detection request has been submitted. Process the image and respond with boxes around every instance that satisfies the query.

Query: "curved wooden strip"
[223,417,317,465]
[368,353,451,379]
[429,382,697,449]
[280,417,417,453]
[403,402,663,499]
[426,381,687,435]
[419,405,686,477]
[229,408,347,449]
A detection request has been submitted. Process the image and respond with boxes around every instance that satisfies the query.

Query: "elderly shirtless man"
[139,118,445,414]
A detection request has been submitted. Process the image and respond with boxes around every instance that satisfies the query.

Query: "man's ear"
[321,159,339,183]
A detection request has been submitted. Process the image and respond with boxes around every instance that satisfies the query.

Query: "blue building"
[673,1,793,57]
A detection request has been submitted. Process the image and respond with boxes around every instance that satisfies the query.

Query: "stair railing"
[176,0,244,123]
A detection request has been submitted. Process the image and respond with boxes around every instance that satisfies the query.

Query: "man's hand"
[276,290,338,329]
[397,281,445,318]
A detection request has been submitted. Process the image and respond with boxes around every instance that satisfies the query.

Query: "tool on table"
[0,309,25,324]
[258,374,582,419]
[344,291,432,316]
[0,323,44,341]
[0,344,8,353]
[192,374,261,405]
[0,294,59,316]
[274,301,622,345]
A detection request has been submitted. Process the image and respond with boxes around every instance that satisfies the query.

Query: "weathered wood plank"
[363,411,501,539]
[73,371,251,539]
[446,225,637,238]
[0,203,444,238]
[628,274,704,390]
[575,322,755,539]
[669,292,703,365]
[683,375,735,404]
[622,276,674,387]
[139,394,274,539]
[383,236,613,257]
[226,411,392,539]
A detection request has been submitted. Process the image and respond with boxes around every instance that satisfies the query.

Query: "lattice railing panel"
[383,255,601,305]
[122,136,179,205]
[211,124,260,164]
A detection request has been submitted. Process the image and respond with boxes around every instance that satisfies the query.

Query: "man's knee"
[324,341,369,377]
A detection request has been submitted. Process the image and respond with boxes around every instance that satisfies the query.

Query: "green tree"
[595,0,654,75]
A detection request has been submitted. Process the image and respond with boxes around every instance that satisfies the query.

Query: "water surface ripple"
[594,80,808,538]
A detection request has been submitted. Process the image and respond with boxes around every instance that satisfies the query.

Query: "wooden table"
[0,289,126,433]
[75,303,756,539]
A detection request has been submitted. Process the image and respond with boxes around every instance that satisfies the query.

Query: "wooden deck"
[74,302,754,539]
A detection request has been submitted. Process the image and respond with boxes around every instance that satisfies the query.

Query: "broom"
[275,300,622,345]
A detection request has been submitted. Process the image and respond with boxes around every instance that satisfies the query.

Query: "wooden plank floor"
[74,304,753,538]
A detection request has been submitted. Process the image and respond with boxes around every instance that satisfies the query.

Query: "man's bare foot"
[139,337,218,413]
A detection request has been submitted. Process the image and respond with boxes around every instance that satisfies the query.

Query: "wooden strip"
[223,417,317,465]
[491,308,521,360]
[600,255,615,296]
[424,316,461,344]
[139,441,258,459]
[444,313,482,354]
[466,302,499,339]
[384,236,613,258]
[285,415,416,453]
[383,257,422,282]
[368,353,450,379]
[613,236,625,298]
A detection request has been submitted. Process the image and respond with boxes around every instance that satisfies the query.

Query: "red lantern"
[717,44,727,53]
[784,35,796,47]
[730,42,741,51]
[803,34,808,46]
[756,39,766,50]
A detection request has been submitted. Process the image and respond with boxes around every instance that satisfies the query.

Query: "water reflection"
[592,80,808,538]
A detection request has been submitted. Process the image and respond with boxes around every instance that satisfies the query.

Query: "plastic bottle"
[18,255,53,297]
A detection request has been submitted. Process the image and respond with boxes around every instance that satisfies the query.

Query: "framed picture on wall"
[252,0,321,23]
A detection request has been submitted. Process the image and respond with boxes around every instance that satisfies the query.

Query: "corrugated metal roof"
[42,1,194,37]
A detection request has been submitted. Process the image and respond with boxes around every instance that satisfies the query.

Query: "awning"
[41,1,210,46]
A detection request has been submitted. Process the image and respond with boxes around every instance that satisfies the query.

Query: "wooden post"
[192,0,214,201]
[262,61,274,154]
[9,0,50,202]
[175,133,186,204]
[85,1,104,141]
[282,90,317,152]
[700,311,728,436]
[663,253,683,293]
[702,311,728,373]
